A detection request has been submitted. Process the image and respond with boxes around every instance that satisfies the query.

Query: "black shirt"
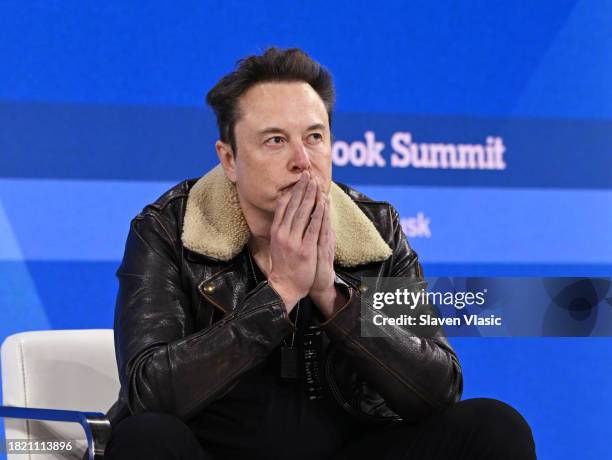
[188,257,361,460]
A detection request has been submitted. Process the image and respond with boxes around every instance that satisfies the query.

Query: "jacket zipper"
[325,347,362,417]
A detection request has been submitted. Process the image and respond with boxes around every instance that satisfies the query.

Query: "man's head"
[207,47,335,157]
[206,47,335,221]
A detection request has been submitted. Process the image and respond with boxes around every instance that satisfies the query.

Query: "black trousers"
[104,398,536,460]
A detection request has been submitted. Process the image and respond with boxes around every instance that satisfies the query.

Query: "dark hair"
[206,47,335,155]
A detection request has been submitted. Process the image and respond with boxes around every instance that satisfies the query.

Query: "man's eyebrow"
[258,127,289,137]
[306,123,327,132]
[257,124,327,137]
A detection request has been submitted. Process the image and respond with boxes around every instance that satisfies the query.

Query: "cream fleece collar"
[181,165,392,267]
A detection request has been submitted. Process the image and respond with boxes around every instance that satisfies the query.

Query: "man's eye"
[265,136,285,145]
[308,133,323,142]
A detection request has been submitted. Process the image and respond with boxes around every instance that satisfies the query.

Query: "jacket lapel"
[197,251,253,316]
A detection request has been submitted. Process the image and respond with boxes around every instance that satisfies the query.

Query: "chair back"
[1,329,120,459]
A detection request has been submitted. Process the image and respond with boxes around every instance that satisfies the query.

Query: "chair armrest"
[0,406,111,460]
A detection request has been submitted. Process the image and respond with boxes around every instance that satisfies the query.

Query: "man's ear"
[215,140,237,182]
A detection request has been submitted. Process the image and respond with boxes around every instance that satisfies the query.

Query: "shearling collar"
[181,164,392,267]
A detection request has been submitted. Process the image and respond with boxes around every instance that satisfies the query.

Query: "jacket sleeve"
[114,211,294,421]
[318,205,463,422]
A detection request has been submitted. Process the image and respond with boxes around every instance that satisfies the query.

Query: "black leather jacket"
[105,167,463,428]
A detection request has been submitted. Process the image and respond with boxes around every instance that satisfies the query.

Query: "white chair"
[1,330,119,460]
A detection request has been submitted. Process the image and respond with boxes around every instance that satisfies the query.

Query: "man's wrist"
[310,284,347,318]
[267,276,300,312]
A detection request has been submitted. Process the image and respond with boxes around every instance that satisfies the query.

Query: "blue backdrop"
[1,1,612,458]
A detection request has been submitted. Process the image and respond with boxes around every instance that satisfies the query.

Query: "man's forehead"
[237,81,328,129]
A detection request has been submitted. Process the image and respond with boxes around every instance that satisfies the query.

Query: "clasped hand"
[267,171,337,315]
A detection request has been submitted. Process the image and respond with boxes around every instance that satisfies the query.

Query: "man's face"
[224,81,332,217]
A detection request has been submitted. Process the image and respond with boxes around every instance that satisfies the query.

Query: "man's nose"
[288,140,311,171]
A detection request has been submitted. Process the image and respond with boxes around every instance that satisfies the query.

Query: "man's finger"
[291,179,318,236]
[315,192,327,241]
[272,188,293,230]
[304,197,325,246]
[280,172,310,231]
[324,194,332,240]
[325,197,335,256]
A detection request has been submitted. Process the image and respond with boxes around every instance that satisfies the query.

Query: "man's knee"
[454,398,536,459]
[113,412,191,441]
[105,411,205,459]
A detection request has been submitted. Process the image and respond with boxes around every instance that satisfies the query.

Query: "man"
[104,47,536,459]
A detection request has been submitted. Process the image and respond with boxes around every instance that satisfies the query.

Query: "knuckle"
[275,232,288,245]
[284,235,295,247]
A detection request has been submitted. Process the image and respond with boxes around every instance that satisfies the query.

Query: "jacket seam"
[183,359,254,419]
[132,304,286,414]
[176,306,289,417]
[326,320,443,410]
[148,184,190,213]
[139,211,178,247]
